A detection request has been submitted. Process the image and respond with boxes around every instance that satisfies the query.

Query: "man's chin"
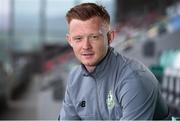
[82,61,96,67]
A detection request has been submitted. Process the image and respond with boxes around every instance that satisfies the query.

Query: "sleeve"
[118,70,159,120]
[59,87,80,120]
[58,68,81,120]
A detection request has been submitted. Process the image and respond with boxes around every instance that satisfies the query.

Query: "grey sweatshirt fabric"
[59,47,169,120]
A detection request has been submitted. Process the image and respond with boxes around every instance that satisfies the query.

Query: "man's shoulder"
[121,57,151,78]
[127,58,147,72]
[113,50,152,78]
[68,65,82,79]
[67,65,82,86]
[122,57,158,85]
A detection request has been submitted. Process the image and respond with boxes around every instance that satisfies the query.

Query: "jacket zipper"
[93,76,103,119]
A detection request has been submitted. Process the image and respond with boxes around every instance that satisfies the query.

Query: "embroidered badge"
[106,90,115,110]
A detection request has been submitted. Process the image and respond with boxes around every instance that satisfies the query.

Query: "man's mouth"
[82,53,94,57]
[83,53,93,55]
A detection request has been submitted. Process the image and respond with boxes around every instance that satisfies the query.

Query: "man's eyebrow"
[72,32,101,36]
[72,35,83,37]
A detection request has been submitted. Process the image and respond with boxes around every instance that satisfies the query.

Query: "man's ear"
[107,30,115,45]
[66,34,73,47]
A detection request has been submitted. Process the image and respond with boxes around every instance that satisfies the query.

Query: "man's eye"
[92,35,98,39]
[90,35,99,40]
[74,37,82,41]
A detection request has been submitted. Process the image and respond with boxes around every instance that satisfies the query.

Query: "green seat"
[149,65,164,83]
[172,116,180,121]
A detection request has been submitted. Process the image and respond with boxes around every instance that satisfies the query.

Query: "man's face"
[67,17,113,70]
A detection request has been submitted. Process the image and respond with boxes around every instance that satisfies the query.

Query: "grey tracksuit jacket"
[59,47,169,120]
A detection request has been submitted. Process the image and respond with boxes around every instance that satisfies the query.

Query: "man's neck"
[85,66,96,73]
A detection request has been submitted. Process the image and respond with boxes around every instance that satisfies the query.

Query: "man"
[59,2,169,120]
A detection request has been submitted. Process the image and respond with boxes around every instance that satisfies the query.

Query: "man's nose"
[82,38,92,49]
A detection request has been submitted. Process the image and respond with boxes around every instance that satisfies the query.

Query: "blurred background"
[0,0,180,120]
